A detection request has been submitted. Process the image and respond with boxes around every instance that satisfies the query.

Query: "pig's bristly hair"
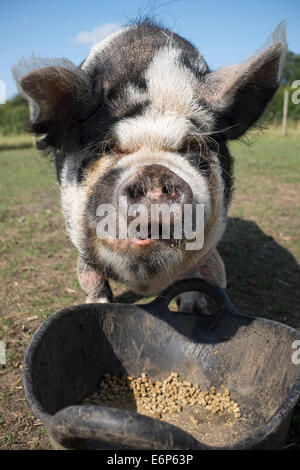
[201,21,287,139]
[12,55,77,127]
[12,57,98,154]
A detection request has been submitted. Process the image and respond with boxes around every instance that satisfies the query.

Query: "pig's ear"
[202,23,287,139]
[12,58,93,150]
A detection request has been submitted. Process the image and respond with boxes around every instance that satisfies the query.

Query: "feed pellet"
[84,372,242,423]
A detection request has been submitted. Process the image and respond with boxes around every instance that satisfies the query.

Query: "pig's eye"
[179,138,202,155]
[99,139,130,156]
[113,144,131,156]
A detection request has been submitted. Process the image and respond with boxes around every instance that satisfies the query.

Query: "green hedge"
[0,94,29,135]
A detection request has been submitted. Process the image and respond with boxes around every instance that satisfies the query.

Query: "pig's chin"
[98,236,187,288]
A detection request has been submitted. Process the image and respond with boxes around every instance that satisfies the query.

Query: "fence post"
[28,101,37,147]
[282,89,289,136]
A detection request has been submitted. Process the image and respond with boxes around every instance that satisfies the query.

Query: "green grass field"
[0,131,299,449]
[0,133,33,151]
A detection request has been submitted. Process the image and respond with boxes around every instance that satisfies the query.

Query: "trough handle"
[158,277,235,312]
[49,405,204,450]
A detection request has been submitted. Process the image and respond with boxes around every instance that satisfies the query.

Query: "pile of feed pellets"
[84,372,242,423]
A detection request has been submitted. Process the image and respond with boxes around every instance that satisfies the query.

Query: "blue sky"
[1,0,299,100]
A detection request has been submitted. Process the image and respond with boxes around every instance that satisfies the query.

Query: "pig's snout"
[118,165,193,207]
[115,165,194,242]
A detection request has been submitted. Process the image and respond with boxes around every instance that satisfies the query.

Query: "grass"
[220,131,300,326]
[0,134,34,151]
[229,131,300,258]
[0,129,299,449]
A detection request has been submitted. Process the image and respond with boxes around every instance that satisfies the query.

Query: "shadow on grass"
[219,217,300,328]
[220,217,300,451]
[115,290,143,304]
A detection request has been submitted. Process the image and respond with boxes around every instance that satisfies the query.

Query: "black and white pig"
[13,19,287,311]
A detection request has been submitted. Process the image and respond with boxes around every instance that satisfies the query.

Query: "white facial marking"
[114,46,214,154]
[116,109,193,152]
[145,46,214,128]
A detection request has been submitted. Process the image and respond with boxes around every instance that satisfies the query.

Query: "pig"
[13,19,287,312]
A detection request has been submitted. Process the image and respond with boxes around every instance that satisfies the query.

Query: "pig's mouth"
[103,222,184,251]
[130,237,155,246]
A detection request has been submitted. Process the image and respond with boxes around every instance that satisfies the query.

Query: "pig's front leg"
[77,257,113,304]
[177,249,226,315]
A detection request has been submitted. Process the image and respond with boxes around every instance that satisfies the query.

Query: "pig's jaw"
[96,242,184,295]
[96,234,216,296]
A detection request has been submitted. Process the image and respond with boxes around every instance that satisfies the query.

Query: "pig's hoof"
[176,291,211,315]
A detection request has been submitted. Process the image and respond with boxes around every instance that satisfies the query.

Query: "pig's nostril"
[162,184,180,200]
[128,185,145,200]
[171,190,180,199]
[162,182,174,194]
[118,166,193,206]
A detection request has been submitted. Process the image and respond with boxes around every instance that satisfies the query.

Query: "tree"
[0,94,29,135]
[263,51,300,125]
